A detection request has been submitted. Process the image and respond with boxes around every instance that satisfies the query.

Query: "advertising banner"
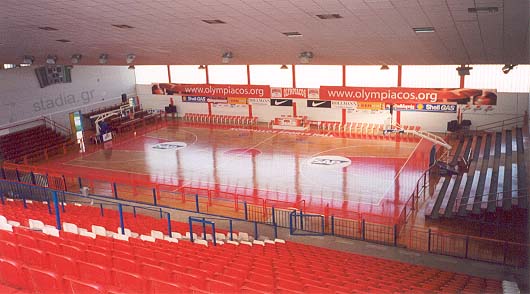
[227,97,248,105]
[248,98,271,105]
[270,99,293,107]
[182,96,208,103]
[319,86,497,105]
[306,100,332,108]
[271,87,320,99]
[153,83,270,98]
[385,103,457,113]
[331,101,357,109]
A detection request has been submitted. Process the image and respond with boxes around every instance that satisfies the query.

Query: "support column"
[248,104,253,118]
[292,65,296,88]
[207,102,212,116]
[205,65,210,84]
[341,108,346,125]
[293,102,297,117]
[397,65,402,87]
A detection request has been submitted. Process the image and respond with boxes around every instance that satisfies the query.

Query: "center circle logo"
[308,155,351,168]
[152,142,187,151]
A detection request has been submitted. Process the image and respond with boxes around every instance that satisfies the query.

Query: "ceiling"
[0,0,528,65]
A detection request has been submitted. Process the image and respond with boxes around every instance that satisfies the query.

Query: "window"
[346,66,398,87]
[249,65,293,87]
[134,65,169,84]
[401,65,460,88]
[295,65,342,88]
[208,65,247,85]
[465,64,530,93]
[169,65,207,84]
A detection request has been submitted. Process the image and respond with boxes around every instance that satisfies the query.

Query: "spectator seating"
[317,121,420,137]
[0,198,503,293]
[427,127,527,221]
[183,113,258,126]
[0,125,74,164]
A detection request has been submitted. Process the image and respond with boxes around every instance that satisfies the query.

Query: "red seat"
[23,265,63,293]
[47,252,78,276]
[85,250,113,268]
[18,246,47,268]
[61,244,85,260]
[141,263,172,281]
[113,256,139,273]
[0,258,27,290]
[15,234,39,248]
[148,278,185,294]
[77,261,112,285]
[0,230,17,243]
[38,239,62,255]
[206,278,237,292]
[0,240,19,260]
[112,269,147,293]
[63,275,106,294]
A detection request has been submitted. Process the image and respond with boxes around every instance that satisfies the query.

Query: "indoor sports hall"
[0,0,528,293]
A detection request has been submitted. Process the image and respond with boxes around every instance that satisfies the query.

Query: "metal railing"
[475,114,527,131]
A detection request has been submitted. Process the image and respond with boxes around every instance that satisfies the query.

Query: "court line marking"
[296,144,416,206]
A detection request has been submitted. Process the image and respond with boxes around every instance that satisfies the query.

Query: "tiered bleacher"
[183,113,258,126]
[0,198,503,293]
[0,125,74,164]
[427,127,527,221]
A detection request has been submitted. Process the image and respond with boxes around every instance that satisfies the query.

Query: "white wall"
[0,66,136,131]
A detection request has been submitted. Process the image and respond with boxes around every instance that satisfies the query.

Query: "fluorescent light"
[413,27,435,33]
[280,64,288,69]
[99,53,108,64]
[380,65,389,70]
[221,52,233,64]
[46,55,57,65]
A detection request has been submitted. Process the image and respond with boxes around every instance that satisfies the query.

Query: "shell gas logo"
[416,103,424,110]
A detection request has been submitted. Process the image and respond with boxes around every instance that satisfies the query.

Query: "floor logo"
[309,156,351,168]
[152,142,187,151]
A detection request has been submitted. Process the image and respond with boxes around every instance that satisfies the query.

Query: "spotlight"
[71,54,82,64]
[298,51,314,64]
[128,65,135,70]
[46,55,57,65]
[221,52,233,64]
[280,64,288,69]
[456,65,473,76]
[198,65,206,70]
[501,64,517,74]
[99,53,108,64]
[22,55,34,65]
[380,65,389,70]
[126,54,136,64]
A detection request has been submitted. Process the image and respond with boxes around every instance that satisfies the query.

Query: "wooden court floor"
[40,124,430,218]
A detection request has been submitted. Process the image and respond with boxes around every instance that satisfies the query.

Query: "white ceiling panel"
[0,0,527,65]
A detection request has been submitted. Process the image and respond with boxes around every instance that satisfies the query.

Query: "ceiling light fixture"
[22,55,34,65]
[128,65,135,70]
[316,14,343,19]
[468,7,499,13]
[456,65,473,76]
[413,27,435,33]
[282,32,303,38]
[280,64,288,70]
[501,64,517,74]
[221,52,233,64]
[46,55,57,65]
[198,65,206,70]
[71,54,82,64]
[99,53,108,64]
[298,51,313,64]
[126,54,136,64]
[202,19,226,24]
[38,26,58,31]
[111,24,134,29]
[380,65,389,70]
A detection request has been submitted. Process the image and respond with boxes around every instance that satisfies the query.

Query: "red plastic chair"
[0,258,28,290]
[61,244,85,260]
[18,246,47,268]
[0,240,19,260]
[63,275,106,294]
[47,252,78,277]
[112,269,147,293]
[141,263,172,282]
[23,265,63,293]
[113,256,139,273]
[15,234,39,248]
[85,250,113,268]
[37,239,62,255]
[206,278,237,292]
[77,261,112,285]
[148,278,185,294]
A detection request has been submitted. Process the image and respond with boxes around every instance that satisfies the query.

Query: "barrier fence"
[0,178,526,267]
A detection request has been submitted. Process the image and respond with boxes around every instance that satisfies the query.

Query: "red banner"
[271,87,319,99]
[319,86,497,105]
[153,83,270,98]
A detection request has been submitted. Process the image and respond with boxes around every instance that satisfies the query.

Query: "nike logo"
[274,100,288,106]
[312,101,326,107]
